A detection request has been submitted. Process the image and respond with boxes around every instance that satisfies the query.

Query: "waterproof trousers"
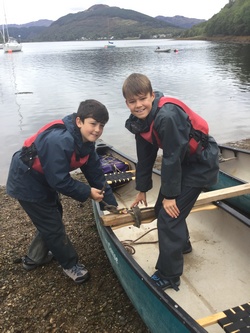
[19,193,78,269]
[154,186,202,279]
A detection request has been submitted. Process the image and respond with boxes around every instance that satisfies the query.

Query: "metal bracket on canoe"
[129,206,142,228]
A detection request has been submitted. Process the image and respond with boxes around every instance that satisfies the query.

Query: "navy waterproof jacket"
[125,91,219,198]
[6,113,117,206]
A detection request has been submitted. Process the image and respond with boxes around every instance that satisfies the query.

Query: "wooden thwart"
[101,183,250,227]
[196,312,226,327]
[194,183,250,206]
[197,302,250,329]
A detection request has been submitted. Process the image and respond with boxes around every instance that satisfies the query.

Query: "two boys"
[7,75,219,290]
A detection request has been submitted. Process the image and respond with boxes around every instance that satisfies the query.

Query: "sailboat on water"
[1,2,22,53]
[104,18,116,48]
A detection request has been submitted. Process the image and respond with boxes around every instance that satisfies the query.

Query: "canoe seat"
[104,170,135,187]
[197,302,250,332]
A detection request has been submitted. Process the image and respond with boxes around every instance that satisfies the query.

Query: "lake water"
[1,39,250,185]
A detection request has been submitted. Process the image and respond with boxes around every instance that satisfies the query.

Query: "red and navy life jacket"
[21,120,89,173]
[140,97,209,154]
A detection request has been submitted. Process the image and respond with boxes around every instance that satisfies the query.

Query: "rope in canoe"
[121,227,158,254]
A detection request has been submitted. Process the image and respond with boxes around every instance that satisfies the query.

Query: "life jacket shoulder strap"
[154,97,209,154]
[21,120,66,168]
[23,120,65,147]
[157,97,209,135]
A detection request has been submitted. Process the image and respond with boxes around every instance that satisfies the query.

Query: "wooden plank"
[191,204,218,213]
[196,312,226,327]
[101,204,217,227]
[101,208,156,227]
[194,183,250,207]
[101,184,250,227]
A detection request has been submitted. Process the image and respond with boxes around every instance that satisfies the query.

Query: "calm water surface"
[1,39,250,185]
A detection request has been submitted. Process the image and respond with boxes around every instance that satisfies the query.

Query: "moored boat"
[154,47,171,53]
[2,10,22,53]
[92,142,250,333]
[104,40,116,49]
[2,5,22,53]
[3,36,22,53]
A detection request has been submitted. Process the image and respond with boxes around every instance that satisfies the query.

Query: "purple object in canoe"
[100,154,129,174]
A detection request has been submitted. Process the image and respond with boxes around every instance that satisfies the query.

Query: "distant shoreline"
[178,35,250,44]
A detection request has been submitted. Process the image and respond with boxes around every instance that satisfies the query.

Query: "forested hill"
[3,1,250,42]
[181,0,250,38]
[33,5,182,42]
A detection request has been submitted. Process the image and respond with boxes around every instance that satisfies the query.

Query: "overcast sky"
[2,0,229,25]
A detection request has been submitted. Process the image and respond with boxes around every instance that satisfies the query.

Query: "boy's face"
[125,92,155,120]
[76,117,105,142]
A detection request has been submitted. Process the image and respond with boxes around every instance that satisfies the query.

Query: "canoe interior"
[96,143,250,333]
[219,145,250,182]
[211,145,250,216]
[210,171,250,217]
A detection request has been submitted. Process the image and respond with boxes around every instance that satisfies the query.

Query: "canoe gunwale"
[215,200,250,227]
[219,144,250,155]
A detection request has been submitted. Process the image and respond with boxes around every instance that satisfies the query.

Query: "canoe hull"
[93,202,204,333]
[93,142,250,333]
[154,49,171,53]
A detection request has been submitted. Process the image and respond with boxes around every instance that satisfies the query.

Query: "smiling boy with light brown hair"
[123,73,219,291]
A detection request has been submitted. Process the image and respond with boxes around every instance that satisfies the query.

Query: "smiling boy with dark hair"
[6,99,117,284]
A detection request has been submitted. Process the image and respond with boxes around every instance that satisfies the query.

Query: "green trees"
[181,0,250,38]
[205,0,250,36]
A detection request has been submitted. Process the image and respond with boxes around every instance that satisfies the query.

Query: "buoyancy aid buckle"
[189,128,208,154]
[20,143,37,169]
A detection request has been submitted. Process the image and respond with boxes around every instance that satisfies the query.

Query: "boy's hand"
[130,192,147,208]
[90,188,104,202]
[162,198,180,218]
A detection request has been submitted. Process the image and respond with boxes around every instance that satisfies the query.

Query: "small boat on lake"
[93,141,250,333]
[104,41,116,49]
[3,36,22,53]
[2,9,22,53]
[154,47,171,53]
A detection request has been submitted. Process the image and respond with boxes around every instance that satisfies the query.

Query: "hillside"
[181,0,250,38]
[156,15,206,29]
[36,4,182,42]
[2,1,250,43]
[2,4,183,42]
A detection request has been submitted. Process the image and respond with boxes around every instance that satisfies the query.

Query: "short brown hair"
[122,73,153,99]
[76,99,109,124]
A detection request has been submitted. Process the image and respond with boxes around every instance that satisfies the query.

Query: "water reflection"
[0,40,250,185]
[211,43,250,90]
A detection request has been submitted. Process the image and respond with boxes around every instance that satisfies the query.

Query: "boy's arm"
[36,130,110,203]
[81,150,118,207]
[135,134,158,192]
[156,105,191,198]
